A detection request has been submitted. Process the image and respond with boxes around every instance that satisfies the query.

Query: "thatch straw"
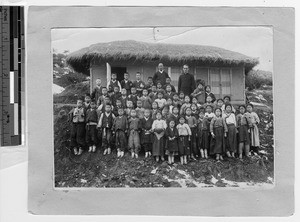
[66,40,259,74]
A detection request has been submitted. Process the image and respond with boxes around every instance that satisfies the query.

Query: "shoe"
[117,151,120,157]
[145,152,148,158]
[88,146,92,152]
[220,155,224,160]
[131,152,135,158]
[135,153,139,159]
[73,148,78,155]
[121,151,124,157]
[148,152,152,157]
[78,148,83,155]
[107,148,111,155]
[103,149,107,155]
[161,157,165,161]
[92,145,96,152]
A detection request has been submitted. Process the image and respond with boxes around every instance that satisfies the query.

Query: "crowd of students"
[69,71,260,164]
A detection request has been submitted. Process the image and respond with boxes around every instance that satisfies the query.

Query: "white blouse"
[152,119,167,130]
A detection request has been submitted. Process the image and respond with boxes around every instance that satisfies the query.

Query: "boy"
[163,77,176,93]
[149,85,158,103]
[91,78,103,104]
[107,73,121,93]
[98,103,115,155]
[156,81,165,95]
[97,87,109,107]
[132,72,145,97]
[145,76,154,90]
[128,109,141,158]
[110,85,121,107]
[97,96,113,115]
[128,87,138,108]
[172,93,182,109]
[164,85,174,100]
[155,91,166,110]
[85,100,98,152]
[140,88,152,109]
[113,99,123,116]
[120,72,132,95]
[140,109,153,158]
[69,98,86,155]
[120,88,128,108]
[135,99,145,119]
[84,93,91,111]
[112,108,128,157]
[125,100,134,118]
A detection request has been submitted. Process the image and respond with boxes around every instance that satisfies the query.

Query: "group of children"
[69,72,260,164]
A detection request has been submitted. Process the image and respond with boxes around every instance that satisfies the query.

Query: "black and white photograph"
[52,27,274,188]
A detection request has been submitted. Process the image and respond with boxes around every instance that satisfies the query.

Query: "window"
[209,68,232,99]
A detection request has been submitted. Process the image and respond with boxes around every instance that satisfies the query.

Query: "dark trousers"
[70,122,86,148]
[115,130,127,151]
[101,128,112,149]
[86,125,98,146]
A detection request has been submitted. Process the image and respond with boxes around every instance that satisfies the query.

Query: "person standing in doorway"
[178,64,196,96]
[153,63,170,86]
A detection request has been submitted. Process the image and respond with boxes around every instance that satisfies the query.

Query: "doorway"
[111,67,127,82]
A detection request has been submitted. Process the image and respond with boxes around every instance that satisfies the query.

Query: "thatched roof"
[66,40,259,74]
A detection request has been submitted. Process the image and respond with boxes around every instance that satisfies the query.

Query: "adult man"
[153,63,170,86]
[178,64,196,96]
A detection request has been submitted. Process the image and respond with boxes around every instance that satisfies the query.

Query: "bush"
[245,70,272,90]
[53,72,88,88]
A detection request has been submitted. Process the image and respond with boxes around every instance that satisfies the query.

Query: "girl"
[204,95,216,111]
[177,115,192,164]
[140,88,152,109]
[172,93,182,108]
[178,91,185,104]
[222,96,236,113]
[86,100,98,153]
[223,104,237,158]
[166,98,174,114]
[191,97,201,109]
[165,120,179,164]
[185,107,198,160]
[205,85,216,103]
[191,82,205,104]
[246,103,260,155]
[155,91,166,110]
[236,105,251,159]
[210,108,228,160]
[151,111,167,162]
[180,95,191,115]
[151,101,159,120]
[167,106,180,126]
[191,103,199,119]
[140,109,154,158]
[197,108,209,158]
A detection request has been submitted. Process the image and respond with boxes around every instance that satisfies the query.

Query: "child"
[128,87,138,108]
[179,91,185,104]
[107,73,121,93]
[155,91,166,110]
[69,98,86,155]
[216,99,224,109]
[165,120,179,164]
[140,88,152,109]
[120,72,132,95]
[113,99,123,116]
[149,85,158,102]
[97,96,114,115]
[190,103,199,120]
[112,108,128,158]
[151,111,167,162]
[167,106,180,126]
[191,82,205,104]
[120,88,128,108]
[172,93,182,108]
[191,97,201,109]
[180,95,191,115]
[164,85,174,100]
[205,85,216,103]
[197,108,209,158]
[91,78,103,104]
[140,109,154,158]
[132,72,145,97]
[223,104,237,158]
[163,77,176,93]
[246,103,260,155]
[84,93,91,111]
[177,115,192,164]
[166,98,173,114]
[162,106,169,120]
[210,108,228,160]
[156,81,165,95]
[85,100,98,153]
[98,103,115,155]
[135,100,145,119]
[185,107,198,159]
[236,105,251,159]
[222,96,236,113]
[128,109,141,158]
[97,87,109,107]
[203,105,215,157]
[145,76,154,90]
[125,100,134,118]
[204,95,216,111]
[110,86,121,107]
[151,101,159,120]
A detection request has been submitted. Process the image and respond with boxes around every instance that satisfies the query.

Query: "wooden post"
[168,67,171,78]
[106,62,111,87]
[89,62,93,94]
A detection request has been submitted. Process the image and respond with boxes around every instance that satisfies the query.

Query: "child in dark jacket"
[112,108,128,158]
[128,109,141,158]
[140,109,154,158]
[85,100,98,153]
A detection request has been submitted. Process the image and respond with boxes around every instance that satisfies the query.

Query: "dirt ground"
[54,88,274,188]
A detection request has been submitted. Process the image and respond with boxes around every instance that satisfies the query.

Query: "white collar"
[159,70,164,73]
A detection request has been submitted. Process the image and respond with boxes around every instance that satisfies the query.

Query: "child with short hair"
[167,106,180,126]
[190,103,199,120]
[172,93,182,108]
[156,81,165,95]
[246,103,260,155]
[128,87,138,108]
[112,108,128,158]
[216,99,224,109]
[91,78,103,105]
[165,120,179,164]
[177,115,192,164]
[210,108,228,160]
[110,85,121,107]
[191,97,201,109]
[164,85,174,100]
[140,88,152,109]
[128,109,141,158]
[163,77,176,93]
[191,82,205,104]
[151,111,167,162]
[166,98,173,114]
[185,107,198,159]
[135,99,145,119]
[155,91,166,110]
[236,105,251,159]
[97,87,109,107]
[69,98,86,155]
[223,104,237,158]
[85,100,98,153]
[222,96,236,113]
[120,88,128,108]
[145,76,154,90]
[140,109,154,158]
[107,73,121,93]
[179,91,185,104]
[98,103,115,155]
[205,85,216,103]
[151,101,159,120]
[149,85,158,103]
[197,108,209,158]
[84,93,92,111]
[113,99,123,116]
[132,72,145,97]
[97,96,114,114]
[204,95,216,111]
[125,100,134,118]
[180,95,191,115]
[120,72,132,96]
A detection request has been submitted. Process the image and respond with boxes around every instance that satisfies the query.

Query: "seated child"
[140,109,154,158]
[86,100,98,153]
[112,108,128,158]
[98,103,115,155]
[128,109,141,158]
[151,111,167,162]
[165,120,179,164]
[69,98,86,155]
[177,115,192,165]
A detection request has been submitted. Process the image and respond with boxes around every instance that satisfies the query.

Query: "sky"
[52,27,273,72]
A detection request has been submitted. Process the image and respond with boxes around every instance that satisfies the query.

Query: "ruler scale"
[0,6,24,146]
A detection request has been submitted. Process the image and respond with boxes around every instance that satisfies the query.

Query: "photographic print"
[52,27,274,188]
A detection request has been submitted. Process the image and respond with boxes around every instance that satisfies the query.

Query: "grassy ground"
[53,87,274,188]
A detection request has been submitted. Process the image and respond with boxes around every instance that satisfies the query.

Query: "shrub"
[245,70,273,90]
[53,72,87,88]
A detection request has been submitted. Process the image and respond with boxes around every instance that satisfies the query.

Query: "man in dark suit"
[178,64,196,96]
[153,63,170,86]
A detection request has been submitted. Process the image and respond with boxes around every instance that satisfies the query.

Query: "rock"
[169,181,182,187]
[161,162,168,168]
[186,181,197,187]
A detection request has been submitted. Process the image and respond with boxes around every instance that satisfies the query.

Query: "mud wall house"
[66,40,259,104]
